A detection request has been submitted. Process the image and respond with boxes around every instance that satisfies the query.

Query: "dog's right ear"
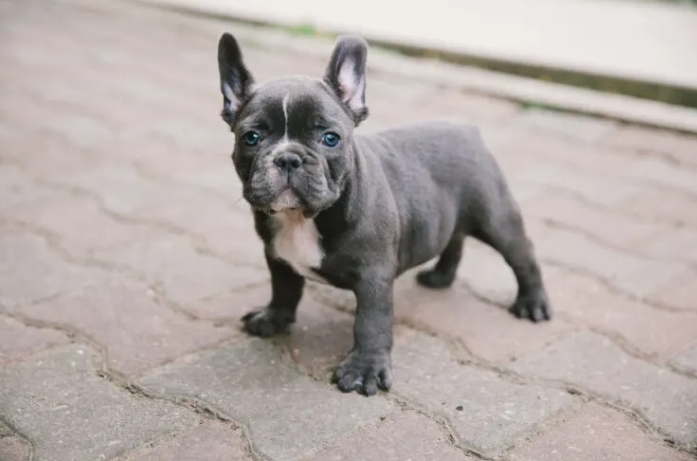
[217,33,255,126]
[323,35,369,124]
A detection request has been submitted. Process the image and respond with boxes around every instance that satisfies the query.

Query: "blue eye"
[242,131,260,146]
[321,132,340,147]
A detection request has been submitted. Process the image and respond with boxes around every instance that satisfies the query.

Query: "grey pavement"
[1,0,697,460]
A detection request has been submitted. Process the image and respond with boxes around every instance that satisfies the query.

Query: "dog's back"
[355,121,513,270]
[358,120,505,201]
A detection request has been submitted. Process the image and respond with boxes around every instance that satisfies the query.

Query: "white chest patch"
[271,211,328,283]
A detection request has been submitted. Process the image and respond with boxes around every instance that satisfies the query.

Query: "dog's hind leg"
[416,232,465,289]
[472,201,551,322]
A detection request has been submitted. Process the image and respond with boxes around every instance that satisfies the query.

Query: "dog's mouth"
[269,189,301,211]
[243,166,333,218]
[262,189,322,219]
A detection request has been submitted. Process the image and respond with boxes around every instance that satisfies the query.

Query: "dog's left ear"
[218,32,255,126]
[323,35,369,124]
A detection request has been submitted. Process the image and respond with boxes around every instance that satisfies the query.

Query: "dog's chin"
[269,189,303,213]
[266,189,337,219]
[247,182,340,218]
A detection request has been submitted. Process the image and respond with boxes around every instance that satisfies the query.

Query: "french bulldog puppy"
[217,32,550,396]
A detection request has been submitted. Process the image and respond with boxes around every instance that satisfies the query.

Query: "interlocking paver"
[0,133,110,179]
[602,125,697,168]
[0,232,110,310]
[118,421,253,461]
[515,164,644,207]
[513,108,619,143]
[506,133,637,175]
[0,421,11,438]
[393,275,573,363]
[2,0,697,458]
[282,297,357,376]
[521,193,669,250]
[621,187,697,229]
[137,339,393,461]
[532,224,689,298]
[92,234,266,305]
[0,316,68,365]
[308,410,475,461]
[309,282,357,312]
[144,198,265,265]
[505,180,548,204]
[548,272,697,360]
[0,164,69,215]
[455,238,566,305]
[509,403,693,461]
[23,279,234,376]
[672,345,697,376]
[0,436,30,461]
[181,283,357,375]
[622,156,697,197]
[55,165,215,217]
[642,228,697,264]
[0,421,30,461]
[130,139,243,196]
[392,332,576,455]
[185,283,274,320]
[56,164,266,261]
[40,109,117,153]
[9,196,161,259]
[510,331,697,446]
[646,269,697,312]
[0,344,199,461]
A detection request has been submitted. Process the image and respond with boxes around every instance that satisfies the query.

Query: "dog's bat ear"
[323,35,369,124]
[217,32,255,126]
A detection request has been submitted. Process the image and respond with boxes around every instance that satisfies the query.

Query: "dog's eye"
[321,132,341,147]
[242,131,260,146]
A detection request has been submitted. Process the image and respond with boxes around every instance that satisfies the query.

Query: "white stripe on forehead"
[271,93,291,155]
[282,93,290,137]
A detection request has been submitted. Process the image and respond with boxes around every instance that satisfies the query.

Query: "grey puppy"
[217,32,550,396]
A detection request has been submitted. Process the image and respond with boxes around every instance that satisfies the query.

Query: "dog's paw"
[241,309,293,337]
[509,288,551,322]
[332,349,392,396]
[416,269,454,289]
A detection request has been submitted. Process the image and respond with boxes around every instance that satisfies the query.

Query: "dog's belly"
[271,211,329,284]
[396,192,460,273]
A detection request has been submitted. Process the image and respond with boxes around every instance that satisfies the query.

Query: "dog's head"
[217,33,369,216]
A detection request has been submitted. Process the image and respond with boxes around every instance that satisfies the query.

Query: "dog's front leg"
[242,248,305,337]
[333,274,394,396]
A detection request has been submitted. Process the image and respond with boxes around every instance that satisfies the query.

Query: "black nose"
[274,152,302,172]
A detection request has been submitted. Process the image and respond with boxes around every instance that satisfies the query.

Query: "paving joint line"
[253,313,490,460]
[539,218,697,271]
[59,336,265,461]
[295,287,697,454]
[0,219,215,324]
[537,257,695,315]
[518,181,695,230]
[384,395,495,461]
[0,415,35,459]
[592,127,697,167]
[552,311,697,380]
[125,382,270,461]
[510,120,697,173]
[308,277,695,379]
[516,151,697,203]
[0,311,116,376]
[28,174,268,271]
[518,377,697,455]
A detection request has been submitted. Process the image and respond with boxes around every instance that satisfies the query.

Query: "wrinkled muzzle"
[242,148,336,214]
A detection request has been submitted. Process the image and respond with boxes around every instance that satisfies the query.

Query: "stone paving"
[1,0,697,460]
